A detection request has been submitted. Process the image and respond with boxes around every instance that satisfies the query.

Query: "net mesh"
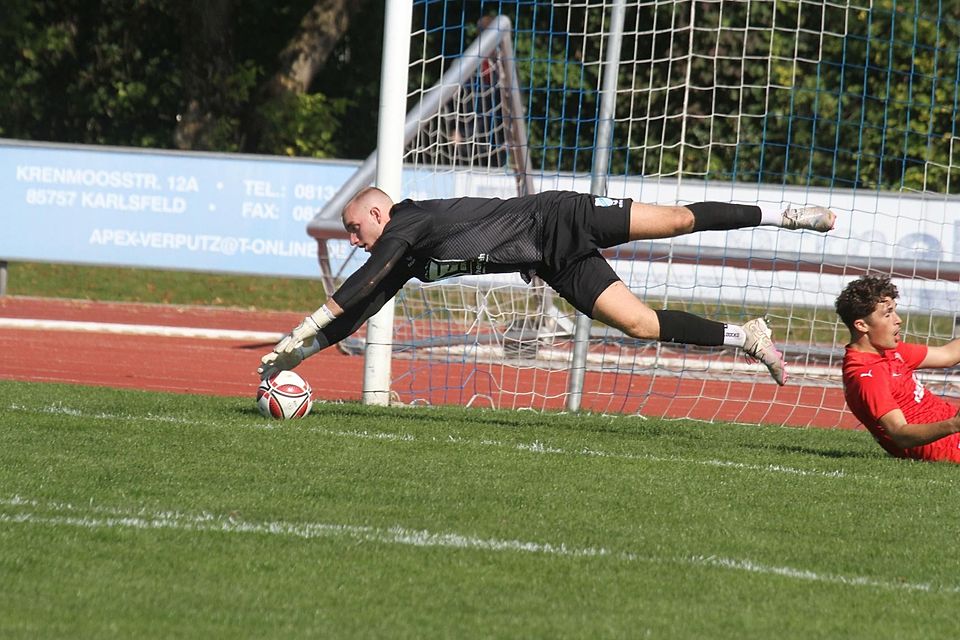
[329,1,960,426]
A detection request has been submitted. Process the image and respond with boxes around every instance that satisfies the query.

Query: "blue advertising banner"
[1,139,366,278]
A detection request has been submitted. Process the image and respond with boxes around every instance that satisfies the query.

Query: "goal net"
[309,1,960,428]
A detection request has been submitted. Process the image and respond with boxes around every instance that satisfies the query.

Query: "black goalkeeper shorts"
[540,251,621,317]
[535,193,632,316]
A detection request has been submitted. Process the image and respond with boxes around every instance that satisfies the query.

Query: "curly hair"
[835,275,899,331]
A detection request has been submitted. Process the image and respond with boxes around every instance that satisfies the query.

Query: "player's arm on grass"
[877,408,960,449]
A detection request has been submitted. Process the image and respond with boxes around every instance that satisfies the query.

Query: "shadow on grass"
[748,443,880,461]
[307,401,658,436]
[238,406,263,418]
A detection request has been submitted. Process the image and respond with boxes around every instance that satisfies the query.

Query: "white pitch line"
[5,402,205,425]
[317,427,849,479]
[0,402,914,483]
[2,495,956,595]
[10,402,958,486]
[684,555,952,593]
[0,317,282,341]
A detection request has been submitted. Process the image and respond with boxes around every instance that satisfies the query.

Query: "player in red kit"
[836,274,960,463]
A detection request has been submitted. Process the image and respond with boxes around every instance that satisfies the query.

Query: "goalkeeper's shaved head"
[343,187,393,220]
[342,187,395,252]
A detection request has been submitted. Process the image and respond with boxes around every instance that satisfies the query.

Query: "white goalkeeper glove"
[273,305,336,355]
[258,337,321,380]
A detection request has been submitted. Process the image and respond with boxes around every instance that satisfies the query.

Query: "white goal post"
[308,1,960,426]
[307,10,544,406]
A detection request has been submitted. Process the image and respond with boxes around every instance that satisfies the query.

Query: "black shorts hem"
[539,251,621,317]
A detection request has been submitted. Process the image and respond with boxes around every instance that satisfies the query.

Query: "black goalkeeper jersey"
[316,191,631,350]
[379,194,546,280]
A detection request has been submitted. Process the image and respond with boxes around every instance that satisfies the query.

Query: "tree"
[174,0,239,150]
[0,0,182,147]
[0,0,381,158]
[242,0,377,156]
[2,0,956,195]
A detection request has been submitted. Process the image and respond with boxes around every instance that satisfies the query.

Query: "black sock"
[655,309,725,346]
[688,202,762,232]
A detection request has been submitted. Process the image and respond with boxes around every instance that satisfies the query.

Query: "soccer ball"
[257,370,313,420]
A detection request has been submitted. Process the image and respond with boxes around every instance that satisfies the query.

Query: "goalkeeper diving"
[259,189,837,385]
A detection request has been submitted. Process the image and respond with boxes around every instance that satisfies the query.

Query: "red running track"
[0,296,860,430]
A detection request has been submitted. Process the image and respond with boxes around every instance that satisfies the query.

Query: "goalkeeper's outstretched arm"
[314,271,409,350]
[258,242,410,378]
[269,237,408,355]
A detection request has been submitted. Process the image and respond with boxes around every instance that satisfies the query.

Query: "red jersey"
[842,341,960,462]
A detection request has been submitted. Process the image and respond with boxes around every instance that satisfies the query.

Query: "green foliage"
[0,0,182,146]
[594,1,960,193]
[1,0,957,191]
[255,92,348,158]
[306,0,384,157]
[190,59,262,153]
[411,1,958,192]
[0,0,380,158]
[700,1,960,192]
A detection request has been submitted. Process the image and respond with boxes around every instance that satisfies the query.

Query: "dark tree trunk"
[174,0,234,150]
[242,0,365,153]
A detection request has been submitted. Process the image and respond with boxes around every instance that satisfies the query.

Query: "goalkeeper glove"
[258,337,321,379]
[273,305,336,355]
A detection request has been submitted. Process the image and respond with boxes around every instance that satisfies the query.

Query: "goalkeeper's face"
[342,202,389,252]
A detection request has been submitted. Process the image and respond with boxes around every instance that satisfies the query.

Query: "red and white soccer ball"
[257,370,313,420]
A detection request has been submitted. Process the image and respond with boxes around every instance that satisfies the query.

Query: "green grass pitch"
[1,380,958,638]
